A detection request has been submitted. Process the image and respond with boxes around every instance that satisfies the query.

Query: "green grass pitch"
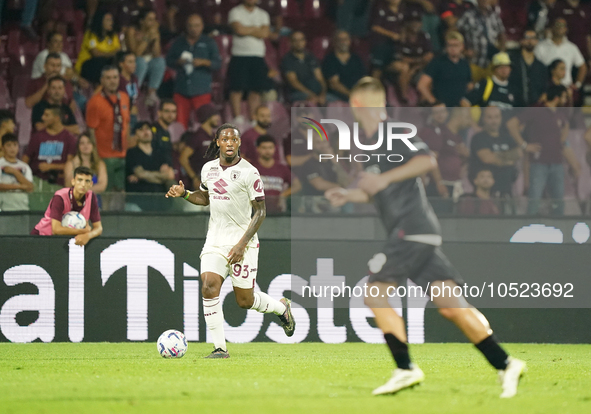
[1,343,590,414]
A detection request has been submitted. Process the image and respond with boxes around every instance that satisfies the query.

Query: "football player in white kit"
[166,123,295,358]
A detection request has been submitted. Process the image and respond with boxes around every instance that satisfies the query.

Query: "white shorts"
[200,245,259,289]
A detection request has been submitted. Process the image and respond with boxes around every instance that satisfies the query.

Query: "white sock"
[250,292,286,315]
[203,297,226,351]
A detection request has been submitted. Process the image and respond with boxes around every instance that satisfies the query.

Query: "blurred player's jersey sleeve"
[200,164,210,192]
[245,167,265,201]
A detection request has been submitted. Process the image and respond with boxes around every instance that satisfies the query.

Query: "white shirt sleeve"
[228,6,240,24]
[23,164,33,182]
[245,167,265,201]
[31,52,46,79]
[572,44,585,68]
[61,53,73,69]
[261,9,270,26]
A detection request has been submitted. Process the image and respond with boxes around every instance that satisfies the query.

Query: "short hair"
[73,166,94,178]
[1,132,17,146]
[350,76,386,96]
[116,50,135,67]
[101,65,119,77]
[47,75,66,88]
[256,134,276,147]
[445,31,464,44]
[0,109,14,127]
[45,52,62,63]
[255,104,269,115]
[470,167,494,185]
[290,30,305,41]
[547,84,567,102]
[46,31,62,43]
[159,98,177,110]
[44,104,62,118]
[133,121,151,134]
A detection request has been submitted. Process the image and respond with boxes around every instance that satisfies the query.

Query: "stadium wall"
[1,236,590,344]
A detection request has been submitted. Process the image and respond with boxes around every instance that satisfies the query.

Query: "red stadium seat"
[213,35,232,82]
[310,36,330,61]
[15,97,32,147]
[278,36,291,60]
[351,37,370,70]
[499,0,527,41]
[280,0,302,18]
[168,121,186,144]
[303,0,326,19]
[0,77,13,110]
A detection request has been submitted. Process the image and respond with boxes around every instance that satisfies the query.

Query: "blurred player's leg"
[366,282,424,395]
[201,271,228,358]
[431,280,526,397]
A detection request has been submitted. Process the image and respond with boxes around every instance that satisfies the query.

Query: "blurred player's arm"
[228,199,266,264]
[325,187,370,206]
[358,154,437,196]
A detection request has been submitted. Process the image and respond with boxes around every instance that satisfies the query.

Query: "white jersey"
[200,158,265,249]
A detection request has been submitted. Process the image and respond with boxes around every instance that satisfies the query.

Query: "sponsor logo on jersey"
[253,179,264,192]
[213,179,228,194]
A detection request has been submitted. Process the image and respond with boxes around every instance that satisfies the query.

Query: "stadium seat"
[10,74,30,100]
[168,121,186,144]
[15,97,32,147]
[266,100,290,143]
[310,36,330,61]
[213,35,232,82]
[303,0,326,19]
[278,36,291,61]
[499,0,527,42]
[222,101,250,128]
[280,0,302,18]
[0,77,13,109]
[351,38,370,70]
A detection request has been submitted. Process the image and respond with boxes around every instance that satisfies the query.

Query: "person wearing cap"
[178,103,221,191]
[461,52,516,109]
[125,121,175,211]
[151,99,178,167]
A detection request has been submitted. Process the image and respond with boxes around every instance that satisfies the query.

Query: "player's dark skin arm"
[228,199,266,265]
[165,180,209,206]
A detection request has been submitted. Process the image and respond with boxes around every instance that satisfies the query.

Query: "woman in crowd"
[64,132,108,194]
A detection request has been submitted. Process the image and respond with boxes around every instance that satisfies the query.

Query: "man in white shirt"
[227,0,272,124]
[32,32,74,80]
[0,133,34,211]
[534,17,587,89]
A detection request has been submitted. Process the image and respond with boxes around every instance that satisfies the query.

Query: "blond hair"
[445,31,464,44]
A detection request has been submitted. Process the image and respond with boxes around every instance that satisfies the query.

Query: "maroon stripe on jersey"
[255,196,265,202]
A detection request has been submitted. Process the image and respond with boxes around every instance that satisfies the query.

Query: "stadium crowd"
[0,0,591,215]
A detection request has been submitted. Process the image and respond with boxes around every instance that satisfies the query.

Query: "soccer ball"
[157,330,188,358]
[61,211,87,229]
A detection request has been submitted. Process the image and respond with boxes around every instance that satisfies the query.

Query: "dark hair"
[159,98,177,110]
[204,123,240,159]
[136,8,156,26]
[548,59,565,75]
[47,75,66,88]
[90,11,117,40]
[0,109,14,127]
[46,31,62,43]
[116,50,135,67]
[470,167,494,185]
[44,104,62,119]
[45,52,62,63]
[256,134,276,147]
[1,132,17,146]
[73,165,94,178]
[547,84,567,102]
[101,65,119,77]
[133,121,152,134]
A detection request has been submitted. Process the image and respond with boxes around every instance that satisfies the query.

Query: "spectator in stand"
[126,8,166,106]
[151,99,178,167]
[380,16,434,103]
[457,168,500,215]
[32,76,79,135]
[31,166,103,245]
[0,111,15,159]
[126,122,175,211]
[509,30,548,107]
[535,18,587,91]
[166,14,221,129]
[86,66,131,191]
[439,0,474,33]
[22,105,77,190]
[546,59,574,105]
[240,105,280,163]
[64,133,108,194]
[32,32,74,80]
[420,102,469,201]
[282,31,327,104]
[258,0,284,41]
[528,0,557,39]
[75,11,122,86]
[117,51,139,132]
[469,106,521,197]
[507,85,569,216]
[228,0,272,122]
[179,104,221,191]
[368,0,424,71]
[251,135,299,213]
[26,53,76,112]
[0,133,34,211]
[322,30,367,102]
[117,0,153,32]
[457,0,506,81]
[418,31,472,107]
[549,0,591,60]
[461,52,515,109]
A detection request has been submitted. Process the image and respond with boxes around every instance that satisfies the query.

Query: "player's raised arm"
[165,180,210,206]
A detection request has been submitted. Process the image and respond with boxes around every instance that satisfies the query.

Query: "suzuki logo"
[213,179,228,194]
